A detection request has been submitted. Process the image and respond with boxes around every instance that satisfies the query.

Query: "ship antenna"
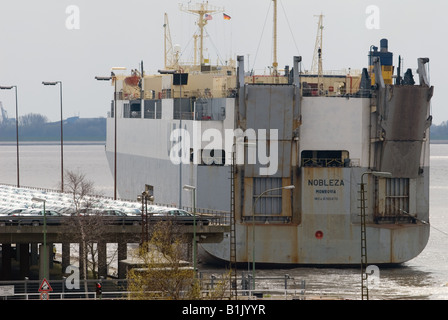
[272,0,278,77]
[179,1,224,67]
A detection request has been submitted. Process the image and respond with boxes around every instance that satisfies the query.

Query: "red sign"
[40,292,50,300]
[38,278,53,292]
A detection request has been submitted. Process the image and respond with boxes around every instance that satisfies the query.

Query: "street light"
[32,197,47,280]
[0,85,19,187]
[137,186,154,251]
[360,171,391,300]
[95,76,116,199]
[183,184,197,276]
[95,67,125,200]
[251,184,295,290]
[42,81,64,192]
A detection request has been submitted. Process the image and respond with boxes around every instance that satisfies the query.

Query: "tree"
[61,170,117,287]
[127,221,231,300]
[19,113,48,127]
[431,121,448,140]
[127,221,198,300]
[64,170,95,212]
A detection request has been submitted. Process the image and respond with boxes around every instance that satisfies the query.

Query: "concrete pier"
[0,224,227,280]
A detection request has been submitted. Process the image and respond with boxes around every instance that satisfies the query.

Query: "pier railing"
[0,272,363,300]
[0,274,307,300]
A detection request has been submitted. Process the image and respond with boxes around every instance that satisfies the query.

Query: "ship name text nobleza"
[307,179,345,187]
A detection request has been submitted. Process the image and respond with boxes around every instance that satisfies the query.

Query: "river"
[0,142,447,299]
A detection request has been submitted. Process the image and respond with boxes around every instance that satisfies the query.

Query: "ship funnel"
[369,39,393,85]
[380,38,388,52]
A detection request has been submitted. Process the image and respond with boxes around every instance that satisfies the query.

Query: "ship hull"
[104,52,432,266]
[105,148,430,265]
[201,213,430,265]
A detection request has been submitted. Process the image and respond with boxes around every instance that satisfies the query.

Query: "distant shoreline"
[0,141,106,146]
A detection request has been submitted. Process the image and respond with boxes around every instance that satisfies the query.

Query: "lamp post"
[32,197,47,280]
[95,68,125,200]
[251,185,295,290]
[42,81,64,192]
[0,85,19,187]
[137,189,153,251]
[360,171,391,300]
[183,184,197,276]
[137,192,146,248]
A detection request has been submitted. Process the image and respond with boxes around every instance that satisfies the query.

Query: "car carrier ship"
[102,1,433,265]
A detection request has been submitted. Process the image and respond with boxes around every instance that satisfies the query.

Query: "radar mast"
[179,2,224,67]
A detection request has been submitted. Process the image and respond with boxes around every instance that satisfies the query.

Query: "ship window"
[123,103,130,118]
[130,101,141,118]
[174,98,194,120]
[162,89,171,99]
[123,101,141,118]
[301,150,349,167]
[144,100,160,119]
[156,102,162,119]
[302,82,318,96]
[195,98,226,121]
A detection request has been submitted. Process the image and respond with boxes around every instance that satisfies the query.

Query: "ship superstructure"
[103,1,433,265]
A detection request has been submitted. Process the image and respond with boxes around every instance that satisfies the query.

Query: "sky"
[0,0,446,124]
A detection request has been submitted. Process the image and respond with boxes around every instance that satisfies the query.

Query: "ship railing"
[174,111,226,122]
[113,86,374,102]
[143,88,236,100]
[302,157,345,168]
[300,69,363,76]
[350,158,361,167]
[302,87,373,98]
[302,157,361,168]
[374,211,417,224]
[172,112,225,121]
[112,88,231,101]
[173,111,195,120]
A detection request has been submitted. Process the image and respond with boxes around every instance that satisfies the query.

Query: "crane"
[0,102,8,125]
[163,13,178,70]
[310,14,324,95]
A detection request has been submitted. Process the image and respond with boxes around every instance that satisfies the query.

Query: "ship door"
[375,177,415,223]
